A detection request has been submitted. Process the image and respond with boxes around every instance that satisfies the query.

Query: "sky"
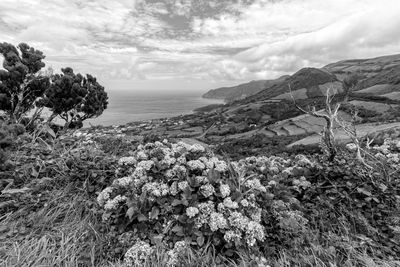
[1,0,400,92]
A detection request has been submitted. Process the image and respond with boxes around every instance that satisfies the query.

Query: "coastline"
[83,94,224,128]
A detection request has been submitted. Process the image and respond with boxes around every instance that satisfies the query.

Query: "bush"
[97,140,317,263]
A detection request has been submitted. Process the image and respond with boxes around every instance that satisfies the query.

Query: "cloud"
[232,0,400,75]
[187,0,400,80]
[0,0,399,86]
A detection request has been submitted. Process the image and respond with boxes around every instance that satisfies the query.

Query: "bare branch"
[289,84,338,160]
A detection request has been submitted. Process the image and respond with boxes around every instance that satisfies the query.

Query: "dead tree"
[290,85,342,161]
[335,109,372,168]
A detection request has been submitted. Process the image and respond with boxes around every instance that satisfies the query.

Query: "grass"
[1,185,400,267]
[0,186,105,267]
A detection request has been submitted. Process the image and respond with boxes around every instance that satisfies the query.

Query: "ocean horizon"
[84,90,224,127]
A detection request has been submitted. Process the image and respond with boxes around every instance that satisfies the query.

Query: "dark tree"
[40,67,108,128]
[0,42,49,122]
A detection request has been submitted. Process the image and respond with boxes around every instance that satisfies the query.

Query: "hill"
[243,67,340,103]
[323,53,400,80]
[203,53,400,105]
[193,55,400,152]
[202,76,288,102]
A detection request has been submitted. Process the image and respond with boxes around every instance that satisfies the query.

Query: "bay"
[84,90,224,127]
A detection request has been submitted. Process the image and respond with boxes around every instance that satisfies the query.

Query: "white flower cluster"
[219,184,230,198]
[195,176,208,184]
[186,207,199,218]
[201,156,228,172]
[292,176,312,191]
[137,160,154,170]
[178,181,189,191]
[97,187,113,206]
[200,184,215,197]
[195,201,215,227]
[221,197,239,210]
[136,151,148,160]
[166,241,187,267]
[209,212,228,231]
[192,196,265,247]
[124,241,153,266]
[369,138,400,170]
[187,160,206,171]
[142,182,169,199]
[244,178,267,193]
[104,195,127,210]
[227,211,265,246]
[118,156,136,166]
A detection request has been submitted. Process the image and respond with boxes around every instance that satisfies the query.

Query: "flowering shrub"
[97,140,316,262]
[97,138,400,264]
[372,138,400,168]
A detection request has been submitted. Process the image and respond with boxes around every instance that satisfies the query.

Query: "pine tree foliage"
[0,42,49,122]
[39,67,108,128]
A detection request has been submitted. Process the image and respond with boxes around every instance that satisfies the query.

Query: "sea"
[83,90,224,127]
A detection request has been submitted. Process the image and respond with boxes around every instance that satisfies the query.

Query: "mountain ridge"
[202,75,288,102]
[202,53,400,103]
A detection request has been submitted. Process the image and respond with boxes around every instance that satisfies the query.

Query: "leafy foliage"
[39,67,108,128]
[0,42,49,122]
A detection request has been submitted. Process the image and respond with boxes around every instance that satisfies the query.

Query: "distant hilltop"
[202,53,400,103]
[202,76,288,103]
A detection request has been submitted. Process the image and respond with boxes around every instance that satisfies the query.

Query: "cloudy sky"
[1,0,400,92]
